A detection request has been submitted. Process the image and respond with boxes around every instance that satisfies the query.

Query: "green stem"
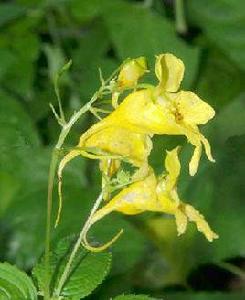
[44,63,122,299]
[175,0,187,34]
[44,85,108,299]
[53,193,103,298]
[44,150,59,300]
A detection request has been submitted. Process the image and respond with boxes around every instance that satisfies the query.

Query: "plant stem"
[44,63,121,298]
[44,150,59,300]
[44,86,109,299]
[54,193,103,298]
[175,0,187,34]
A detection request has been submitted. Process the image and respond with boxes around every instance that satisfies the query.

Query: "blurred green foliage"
[0,0,244,299]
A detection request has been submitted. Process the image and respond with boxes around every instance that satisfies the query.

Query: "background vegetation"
[0,0,244,299]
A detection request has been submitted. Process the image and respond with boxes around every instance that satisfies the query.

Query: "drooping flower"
[82,147,218,251]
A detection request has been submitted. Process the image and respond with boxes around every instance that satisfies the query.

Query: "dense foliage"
[0,0,244,299]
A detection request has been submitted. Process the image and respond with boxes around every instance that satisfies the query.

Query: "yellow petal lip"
[155,53,185,93]
[189,143,202,176]
[181,126,215,176]
[175,209,188,235]
[156,147,181,214]
[165,146,181,191]
[173,91,215,125]
[184,204,219,242]
[173,203,219,242]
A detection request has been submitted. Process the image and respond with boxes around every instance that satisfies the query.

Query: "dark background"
[0,0,244,299]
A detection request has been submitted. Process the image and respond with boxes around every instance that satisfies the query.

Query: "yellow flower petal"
[155,53,185,92]
[81,170,158,252]
[184,204,219,242]
[113,170,159,214]
[55,149,81,227]
[118,56,147,89]
[92,169,158,219]
[157,189,179,214]
[175,208,188,235]
[173,91,215,125]
[165,146,181,191]
[183,126,215,176]
[189,143,202,177]
[80,126,151,167]
[200,134,215,163]
[101,89,182,135]
[156,147,181,214]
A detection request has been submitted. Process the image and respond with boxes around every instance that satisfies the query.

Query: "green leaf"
[0,3,26,27]
[71,19,113,102]
[33,236,112,299]
[0,90,40,145]
[187,0,245,70]
[2,175,145,274]
[0,90,40,181]
[207,134,245,260]
[165,292,245,300]
[0,150,86,268]
[91,274,132,300]
[0,262,37,300]
[0,171,20,217]
[196,50,244,111]
[114,295,154,300]
[69,0,110,23]
[0,19,40,97]
[102,0,200,88]
[211,93,245,144]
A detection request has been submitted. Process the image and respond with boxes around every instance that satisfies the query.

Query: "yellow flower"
[90,53,215,175]
[55,53,216,228]
[82,147,218,251]
[117,56,147,90]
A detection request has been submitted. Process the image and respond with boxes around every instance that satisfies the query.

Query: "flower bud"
[117,57,147,89]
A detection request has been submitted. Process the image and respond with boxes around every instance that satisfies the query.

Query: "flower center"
[174,109,184,122]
